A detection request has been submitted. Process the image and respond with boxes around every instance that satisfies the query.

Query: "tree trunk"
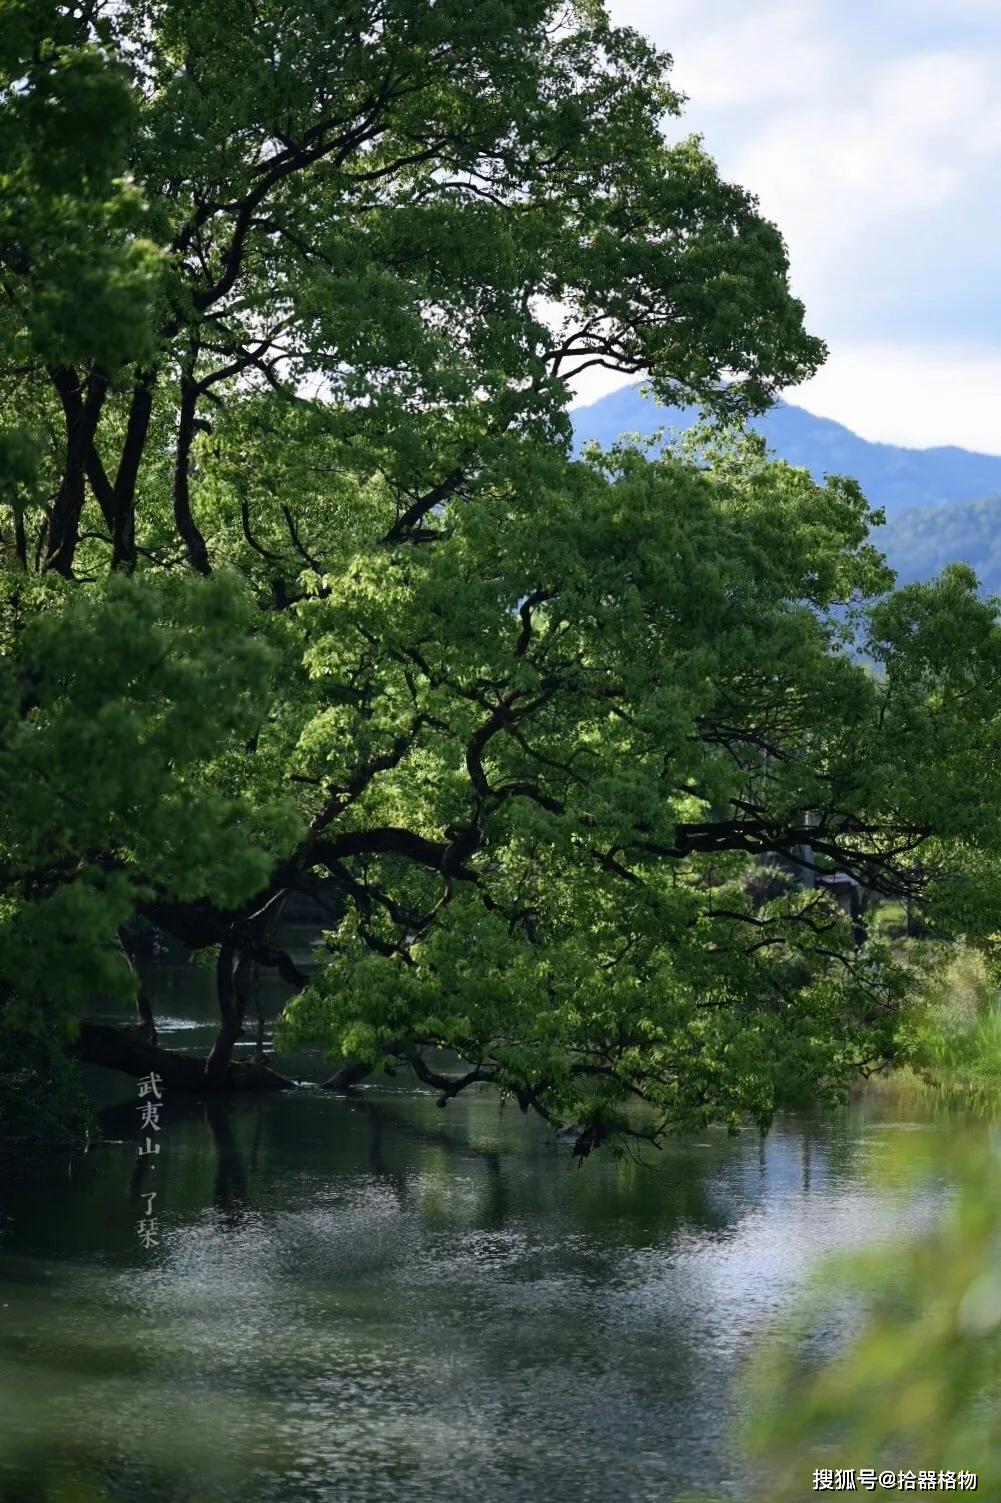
[251,960,267,1062]
[112,371,155,571]
[120,930,156,1045]
[75,1020,291,1090]
[204,943,251,1084]
[322,1058,374,1091]
[172,373,211,575]
[47,366,108,576]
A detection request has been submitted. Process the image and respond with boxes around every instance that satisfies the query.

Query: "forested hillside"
[880,496,1001,595]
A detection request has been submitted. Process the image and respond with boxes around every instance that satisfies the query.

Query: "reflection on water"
[0,971,964,1502]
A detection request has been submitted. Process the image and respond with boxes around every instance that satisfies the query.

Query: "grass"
[890,943,1001,1108]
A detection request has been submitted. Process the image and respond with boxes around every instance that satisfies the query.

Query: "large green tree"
[3,0,1000,1146]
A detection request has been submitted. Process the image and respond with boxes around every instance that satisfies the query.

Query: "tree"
[3,1,1000,1145]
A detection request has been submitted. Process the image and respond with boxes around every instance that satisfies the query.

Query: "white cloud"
[892,0,1001,13]
[662,2,839,111]
[695,49,1001,357]
[740,50,1001,230]
[598,2,1001,452]
[566,365,637,411]
[792,342,1001,454]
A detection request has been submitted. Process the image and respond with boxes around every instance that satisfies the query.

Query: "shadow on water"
[0,970,970,1503]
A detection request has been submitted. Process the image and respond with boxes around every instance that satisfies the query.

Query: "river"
[0,961,963,1503]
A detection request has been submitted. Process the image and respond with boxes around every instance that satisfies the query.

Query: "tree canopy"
[4,1,1001,1147]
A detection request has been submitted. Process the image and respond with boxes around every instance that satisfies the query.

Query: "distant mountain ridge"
[571,384,1001,518]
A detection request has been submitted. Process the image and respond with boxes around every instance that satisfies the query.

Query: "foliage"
[0,0,162,374]
[893,944,1001,1106]
[748,1133,1001,1498]
[0,572,294,1016]
[3,2,1001,1144]
[0,1017,93,1141]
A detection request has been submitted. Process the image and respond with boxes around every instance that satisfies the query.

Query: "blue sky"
[573,1,1001,454]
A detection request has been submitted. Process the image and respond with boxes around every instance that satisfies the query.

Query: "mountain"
[880,496,1001,598]
[571,384,1001,518]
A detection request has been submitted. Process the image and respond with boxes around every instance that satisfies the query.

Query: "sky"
[571,0,1001,455]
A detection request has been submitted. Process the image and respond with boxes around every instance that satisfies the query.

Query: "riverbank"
[870,941,1001,1109]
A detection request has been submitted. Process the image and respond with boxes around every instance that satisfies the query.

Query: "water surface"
[0,967,962,1502]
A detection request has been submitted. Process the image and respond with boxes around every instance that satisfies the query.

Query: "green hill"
[879,496,1001,597]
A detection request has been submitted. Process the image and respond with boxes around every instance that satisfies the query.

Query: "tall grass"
[896,943,1001,1107]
